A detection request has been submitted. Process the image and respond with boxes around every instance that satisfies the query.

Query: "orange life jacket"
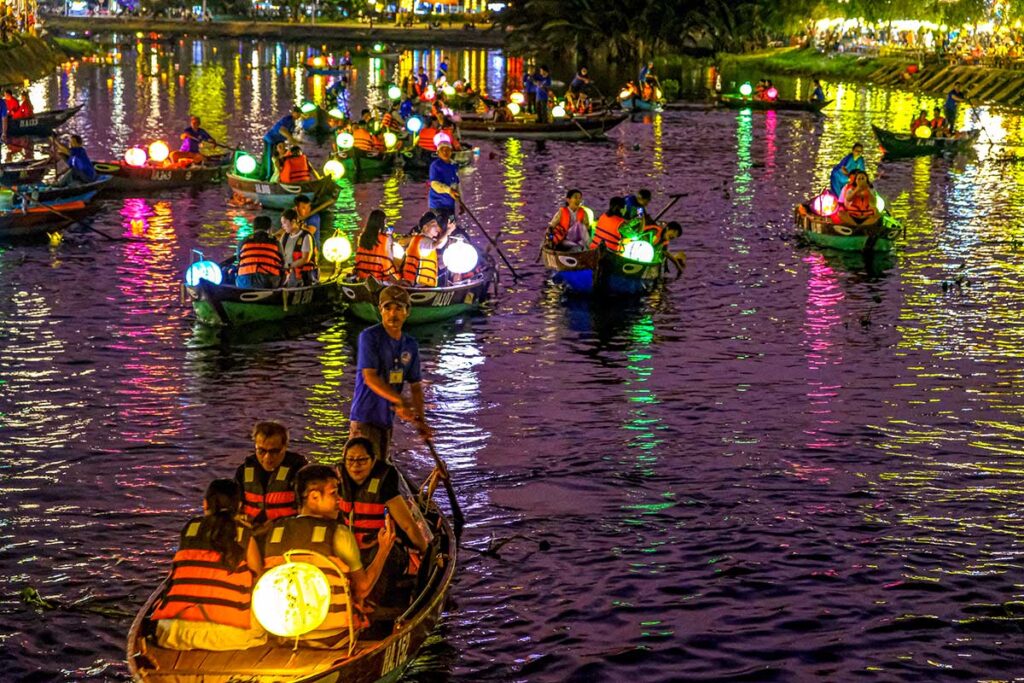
[238,235,284,277]
[281,232,316,275]
[930,116,946,131]
[353,127,376,152]
[239,452,303,522]
[263,516,353,637]
[401,234,439,286]
[418,126,439,151]
[381,112,402,131]
[643,222,666,248]
[844,191,874,218]
[338,466,389,548]
[355,233,397,280]
[149,517,254,630]
[552,206,586,244]
[278,154,311,183]
[590,214,626,252]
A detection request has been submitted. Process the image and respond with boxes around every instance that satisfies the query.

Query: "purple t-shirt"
[350,324,422,427]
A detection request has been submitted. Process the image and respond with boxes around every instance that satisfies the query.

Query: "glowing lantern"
[373,42,384,52]
[312,56,324,67]
[323,158,345,180]
[507,102,521,116]
[383,131,398,150]
[184,260,223,286]
[328,107,344,119]
[148,140,170,163]
[322,234,353,263]
[234,153,258,176]
[739,82,753,97]
[510,91,525,105]
[336,132,355,150]
[766,87,778,100]
[391,241,405,260]
[655,87,663,100]
[619,88,632,100]
[387,84,402,100]
[875,193,886,212]
[552,104,566,118]
[300,101,318,114]
[406,116,423,134]
[423,85,435,101]
[812,190,839,217]
[252,561,331,638]
[623,239,655,264]
[442,239,479,274]
[433,132,452,148]
[124,147,147,167]
[443,85,455,96]
[915,125,933,139]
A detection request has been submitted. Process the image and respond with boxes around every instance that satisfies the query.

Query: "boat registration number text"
[255,183,271,194]
[380,633,411,676]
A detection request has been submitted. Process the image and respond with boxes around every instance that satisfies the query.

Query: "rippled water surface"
[1,37,1024,682]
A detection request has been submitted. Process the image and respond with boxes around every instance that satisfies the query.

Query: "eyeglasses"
[344,457,372,465]
[255,446,285,455]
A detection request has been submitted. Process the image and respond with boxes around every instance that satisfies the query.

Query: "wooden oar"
[17,193,129,242]
[457,199,520,279]
[423,437,465,540]
[571,117,596,141]
[653,192,688,221]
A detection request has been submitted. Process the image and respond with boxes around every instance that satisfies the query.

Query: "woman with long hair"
[354,209,398,281]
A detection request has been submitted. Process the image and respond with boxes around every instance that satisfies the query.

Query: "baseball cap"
[378,285,411,308]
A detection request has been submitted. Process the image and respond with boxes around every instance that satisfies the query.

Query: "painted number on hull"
[255,183,271,194]
[380,633,411,676]
[20,118,37,127]
[151,170,172,181]
[432,291,453,307]
[290,289,313,305]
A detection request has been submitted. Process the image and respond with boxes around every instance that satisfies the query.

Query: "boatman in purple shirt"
[349,285,431,461]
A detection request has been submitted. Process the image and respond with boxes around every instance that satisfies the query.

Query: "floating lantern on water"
[184,260,223,287]
[252,561,331,637]
[124,147,147,167]
[406,116,423,134]
[335,132,355,150]
[383,131,398,150]
[552,104,567,118]
[812,190,839,217]
[766,87,778,100]
[234,153,258,176]
[442,239,479,274]
[322,234,353,263]
[739,82,753,97]
[623,239,655,264]
[510,91,525,105]
[507,102,521,116]
[915,125,932,139]
[323,158,345,180]
[373,42,384,53]
[433,132,452,148]
[148,140,170,163]
[387,84,402,100]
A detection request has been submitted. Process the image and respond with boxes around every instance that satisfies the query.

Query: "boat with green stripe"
[341,267,496,325]
[794,202,901,252]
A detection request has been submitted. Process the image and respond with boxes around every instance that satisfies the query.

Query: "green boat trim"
[340,268,496,325]
[226,174,340,210]
[871,124,981,159]
[186,278,344,327]
[794,202,901,253]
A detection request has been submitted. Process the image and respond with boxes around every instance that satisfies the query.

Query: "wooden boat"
[227,174,340,210]
[9,174,111,203]
[622,97,663,113]
[93,159,227,191]
[399,145,476,174]
[872,124,980,159]
[185,277,343,326]
[0,198,94,240]
[717,94,831,113]
[541,245,663,295]
[7,104,83,136]
[794,202,901,252]
[0,158,53,186]
[342,266,496,324]
[127,484,458,682]
[338,149,398,179]
[457,112,628,141]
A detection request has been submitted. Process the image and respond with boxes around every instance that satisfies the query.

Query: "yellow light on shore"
[252,562,331,638]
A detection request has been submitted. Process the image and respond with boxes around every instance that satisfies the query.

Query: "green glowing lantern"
[336,132,355,150]
[373,42,384,53]
[322,234,353,263]
[875,193,885,212]
[300,101,318,114]
[234,153,258,176]
[383,131,398,149]
[387,84,402,100]
[739,82,753,97]
[623,239,655,264]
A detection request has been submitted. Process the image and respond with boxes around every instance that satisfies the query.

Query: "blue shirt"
[830,153,865,197]
[523,73,535,94]
[68,146,97,181]
[303,212,322,248]
[0,99,7,119]
[811,86,824,102]
[945,89,964,110]
[428,158,459,211]
[264,114,296,145]
[180,126,212,153]
[436,61,448,80]
[623,195,646,219]
[534,74,551,101]
[350,324,422,427]
[399,99,414,119]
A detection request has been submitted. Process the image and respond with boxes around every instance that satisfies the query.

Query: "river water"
[1,36,1023,682]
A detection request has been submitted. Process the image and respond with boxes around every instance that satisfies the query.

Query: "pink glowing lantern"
[812,190,838,217]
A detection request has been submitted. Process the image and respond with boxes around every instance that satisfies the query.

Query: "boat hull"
[872,125,980,159]
[339,150,397,179]
[7,105,82,136]
[458,113,628,140]
[227,174,340,210]
[400,146,475,173]
[794,203,899,252]
[10,175,111,203]
[0,158,52,186]
[94,161,226,190]
[187,278,342,326]
[542,246,662,295]
[0,199,94,239]
[342,271,494,324]
[717,95,831,113]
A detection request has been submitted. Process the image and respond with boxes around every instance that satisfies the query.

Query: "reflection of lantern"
[336,132,355,150]
[623,239,655,264]
[323,159,345,180]
[915,125,932,139]
[391,241,405,260]
[124,147,147,167]
[442,240,479,274]
[252,562,331,638]
[184,260,223,287]
[387,84,401,100]
[739,82,753,97]
[875,193,886,212]
[406,116,423,133]
[433,132,452,148]
[234,153,258,176]
[510,91,525,105]
[508,102,521,116]
[322,235,353,263]
[766,87,778,100]
[300,101,318,114]
[148,140,170,163]
[812,191,839,217]
[552,105,566,118]
[383,131,398,149]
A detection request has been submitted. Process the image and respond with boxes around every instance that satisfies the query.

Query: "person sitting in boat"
[402,212,456,287]
[567,67,591,112]
[639,61,659,90]
[355,209,398,281]
[236,215,285,289]
[590,196,628,253]
[53,134,97,184]
[417,116,441,153]
[339,50,353,67]
[810,79,825,103]
[548,188,592,251]
[278,145,315,184]
[280,209,318,286]
[829,142,865,198]
[151,478,267,651]
[12,91,32,119]
[930,107,950,136]
[263,464,394,647]
[292,195,322,253]
[326,77,350,116]
[268,141,288,183]
[646,220,686,272]
[338,436,431,608]
[399,97,415,120]
[352,121,381,154]
[439,117,462,151]
[910,109,930,134]
[493,100,515,122]
[835,171,880,227]
[753,79,768,100]
[2,88,18,117]
[175,115,216,163]
[234,420,308,537]
[624,189,652,222]
[262,104,304,180]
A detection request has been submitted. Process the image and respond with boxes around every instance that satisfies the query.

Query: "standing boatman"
[944,81,967,132]
[428,137,460,230]
[262,104,303,179]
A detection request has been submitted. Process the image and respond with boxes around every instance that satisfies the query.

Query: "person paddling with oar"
[173,114,219,164]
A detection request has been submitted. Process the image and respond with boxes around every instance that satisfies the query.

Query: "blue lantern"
[185,260,223,287]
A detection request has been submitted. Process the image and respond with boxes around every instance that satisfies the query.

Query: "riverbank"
[41,15,505,49]
[0,35,90,87]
